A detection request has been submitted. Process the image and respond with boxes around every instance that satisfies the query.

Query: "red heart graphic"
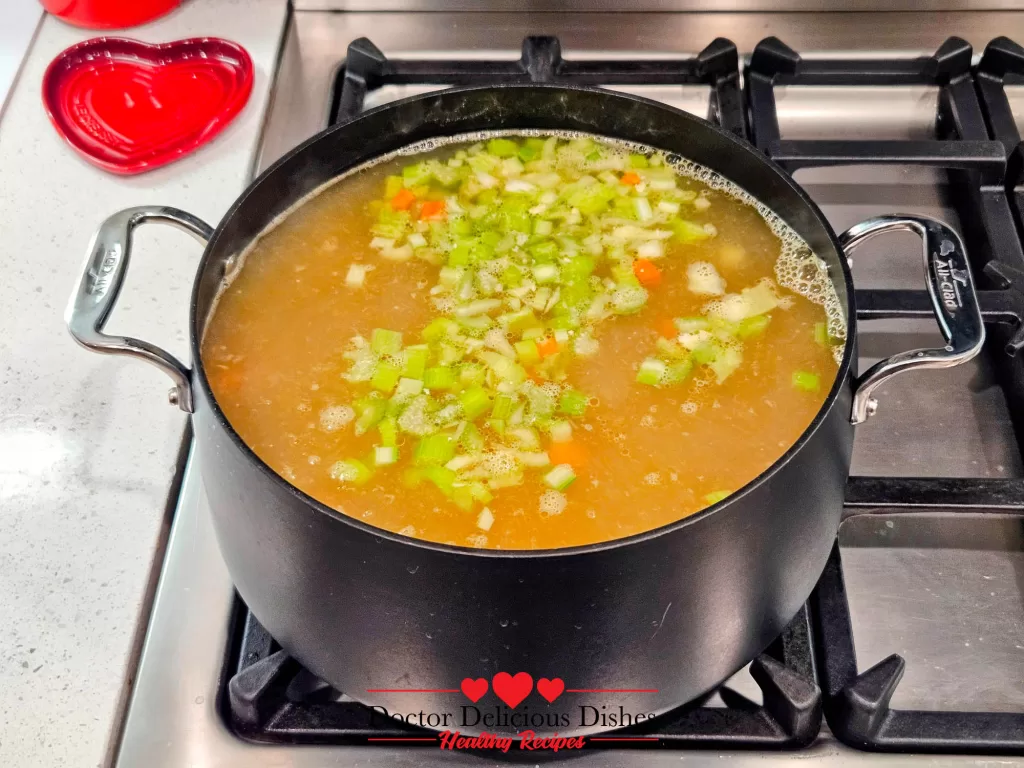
[461,677,489,703]
[536,677,565,703]
[491,672,533,709]
[43,37,253,175]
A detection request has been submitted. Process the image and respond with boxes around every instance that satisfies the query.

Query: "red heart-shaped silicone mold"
[42,37,253,175]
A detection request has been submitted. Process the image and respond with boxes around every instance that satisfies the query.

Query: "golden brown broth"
[202,142,840,550]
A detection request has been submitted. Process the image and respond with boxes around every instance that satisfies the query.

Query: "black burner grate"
[221,34,1024,755]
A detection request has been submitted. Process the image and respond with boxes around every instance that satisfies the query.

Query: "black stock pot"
[66,85,984,737]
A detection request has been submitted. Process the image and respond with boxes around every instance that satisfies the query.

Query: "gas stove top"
[114,9,1024,767]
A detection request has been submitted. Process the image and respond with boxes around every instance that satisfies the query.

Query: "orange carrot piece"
[656,316,678,339]
[549,440,587,468]
[390,188,416,211]
[419,199,446,220]
[633,258,662,287]
[620,171,642,186]
[536,337,560,357]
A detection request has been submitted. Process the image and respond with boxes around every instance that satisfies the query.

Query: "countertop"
[0,2,289,765]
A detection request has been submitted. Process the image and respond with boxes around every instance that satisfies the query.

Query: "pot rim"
[189,82,857,560]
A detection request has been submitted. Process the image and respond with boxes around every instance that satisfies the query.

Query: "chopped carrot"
[620,171,642,186]
[633,258,662,287]
[419,200,446,220]
[549,439,587,468]
[390,188,416,211]
[536,337,560,357]
[656,316,678,339]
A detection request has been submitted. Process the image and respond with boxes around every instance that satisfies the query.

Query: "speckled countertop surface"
[0,2,288,765]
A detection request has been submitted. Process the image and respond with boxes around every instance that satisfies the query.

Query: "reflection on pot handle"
[65,206,214,413]
[840,215,985,425]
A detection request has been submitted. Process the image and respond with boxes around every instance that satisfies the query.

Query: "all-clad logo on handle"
[932,238,969,312]
[88,246,121,297]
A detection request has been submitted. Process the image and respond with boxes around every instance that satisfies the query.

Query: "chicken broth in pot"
[202,132,845,550]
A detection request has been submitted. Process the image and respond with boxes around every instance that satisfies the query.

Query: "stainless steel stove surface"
[114,8,1024,767]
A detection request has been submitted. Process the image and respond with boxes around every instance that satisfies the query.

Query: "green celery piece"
[460,386,492,420]
[628,153,649,169]
[704,490,731,505]
[814,321,829,346]
[469,482,493,503]
[378,417,398,447]
[528,240,560,263]
[501,207,531,234]
[460,423,485,454]
[613,197,638,219]
[415,434,456,466]
[792,370,821,392]
[459,363,486,387]
[422,317,457,343]
[402,162,432,187]
[709,347,743,383]
[515,339,540,366]
[559,389,588,417]
[501,264,524,287]
[329,458,373,485]
[371,208,410,239]
[401,467,424,488]
[447,241,474,267]
[422,465,457,496]
[384,175,404,198]
[354,399,386,436]
[673,219,712,243]
[491,393,515,420]
[487,418,506,435]
[424,366,457,390]
[737,315,771,339]
[500,308,537,333]
[523,383,556,419]
[563,255,595,280]
[663,358,693,386]
[636,357,666,387]
[370,328,403,355]
[674,316,710,334]
[691,343,718,365]
[486,138,519,158]
[370,361,402,393]
[402,346,429,379]
[518,144,539,162]
[548,313,579,330]
[560,279,591,308]
[452,485,475,511]
[450,218,474,237]
[567,184,615,215]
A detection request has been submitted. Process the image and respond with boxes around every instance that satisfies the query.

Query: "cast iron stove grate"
[747,36,1024,753]
[220,35,1024,754]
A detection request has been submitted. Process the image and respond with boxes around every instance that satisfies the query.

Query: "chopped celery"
[329,459,373,485]
[500,308,538,333]
[424,366,457,391]
[370,361,402,393]
[479,351,526,384]
[532,263,560,284]
[402,162,432,187]
[543,464,576,491]
[452,485,475,511]
[422,465,457,495]
[378,417,398,447]
[636,357,666,386]
[460,386,492,420]
[491,393,515,420]
[460,423,485,453]
[567,184,616,215]
[401,345,429,379]
[528,240,560,263]
[415,434,456,466]
[518,143,539,162]
[515,339,540,365]
[674,316,710,334]
[709,347,743,383]
[563,255,595,280]
[533,219,554,237]
[487,138,519,157]
[792,370,821,392]
[501,264,525,287]
[374,446,398,467]
[459,363,486,387]
[814,321,829,346]
[549,420,573,443]
[370,328,403,355]
[628,153,649,169]
[704,490,731,505]
[663,358,693,385]
[422,317,457,343]
[384,175,404,198]
[395,377,424,397]
[674,219,713,243]
[737,314,771,339]
[611,285,648,314]
[372,208,410,239]
[559,389,588,417]
[354,399,386,436]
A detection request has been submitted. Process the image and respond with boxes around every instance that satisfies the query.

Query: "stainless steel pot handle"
[65,206,214,413]
[840,215,985,425]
